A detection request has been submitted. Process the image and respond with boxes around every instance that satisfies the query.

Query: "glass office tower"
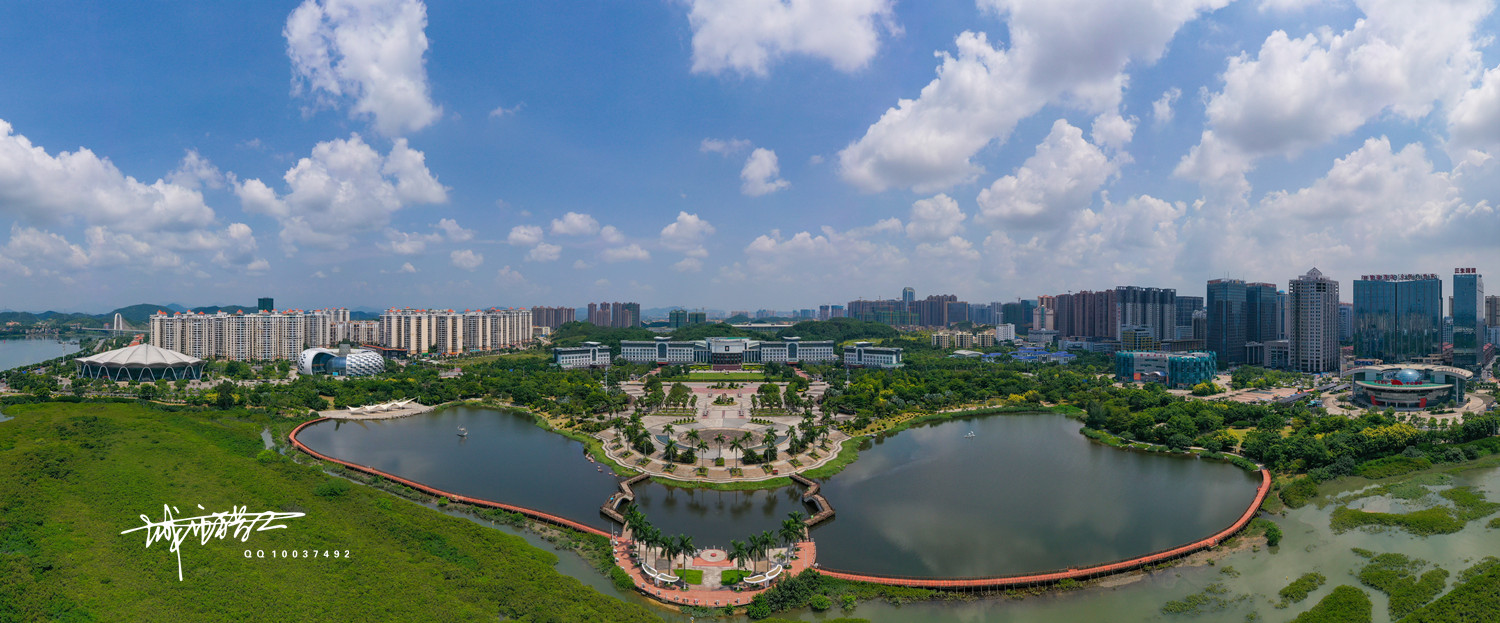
[1453,269,1485,371]
[1207,279,1247,366]
[1353,274,1443,363]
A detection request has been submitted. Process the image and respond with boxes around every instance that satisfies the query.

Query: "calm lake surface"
[299,407,1260,578]
[295,406,624,533]
[0,338,79,372]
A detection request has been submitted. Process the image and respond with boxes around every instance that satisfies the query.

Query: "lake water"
[0,338,80,372]
[297,407,1260,579]
[294,406,624,534]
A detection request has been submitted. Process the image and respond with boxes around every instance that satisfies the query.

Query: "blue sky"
[2,0,1499,313]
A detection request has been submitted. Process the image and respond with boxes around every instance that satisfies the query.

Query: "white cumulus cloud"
[285,0,443,135]
[450,249,483,270]
[526,242,561,262]
[741,148,789,196]
[236,133,447,252]
[904,194,966,241]
[976,119,1115,229]
[551,211,600,235]
[602,244,650,263]
[507,225,544,246]
[686,0,897,76]
[839,0,1227,193]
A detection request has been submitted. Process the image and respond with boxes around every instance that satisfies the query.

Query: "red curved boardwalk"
[288,418,611,538]
[816,468,1272,589]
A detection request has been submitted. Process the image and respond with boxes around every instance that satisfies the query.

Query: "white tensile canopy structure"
[346,399,416,415]
[75,344,205,382]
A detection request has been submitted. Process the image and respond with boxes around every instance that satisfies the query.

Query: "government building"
[618,336,836,367]
[843,342,904,368]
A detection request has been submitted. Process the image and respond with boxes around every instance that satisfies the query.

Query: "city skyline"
[4,2,1500,311]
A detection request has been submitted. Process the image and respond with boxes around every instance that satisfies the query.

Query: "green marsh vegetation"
[1159,582,1250,616]
[0,402,658,622]
[1352,551,1448,620]
[1290,586,1372,623]
[1278,572,1327,607]
[1399,557,1500,622]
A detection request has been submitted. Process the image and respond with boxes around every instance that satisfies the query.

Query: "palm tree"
[686,428,701,447]
[728,439,743,469]
[662,438,678,462]
[779,518,803,558]
[760,530,778,570]
[674,534,695,570]
[728,539,750,577]
[696,440,709,461]
[714,433,726,459]
[662,423,674,437]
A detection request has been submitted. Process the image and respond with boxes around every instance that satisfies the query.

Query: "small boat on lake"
[964,431,975,438]
[457,426,468,437]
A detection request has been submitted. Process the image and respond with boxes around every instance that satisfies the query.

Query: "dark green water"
[297,408,1260,578]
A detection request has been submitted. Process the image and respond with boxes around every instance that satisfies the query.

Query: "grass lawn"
[0,401,659,622]
[721,569,749,585]
[672,569,703,585]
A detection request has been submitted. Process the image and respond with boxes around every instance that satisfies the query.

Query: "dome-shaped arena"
[74,344,205,382]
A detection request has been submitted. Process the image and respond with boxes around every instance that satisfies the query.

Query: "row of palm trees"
[620,505,696,576]
[726,512,808,575]
[620,506,810,582]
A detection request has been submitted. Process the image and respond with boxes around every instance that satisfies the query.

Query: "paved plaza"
[599,375,849,483]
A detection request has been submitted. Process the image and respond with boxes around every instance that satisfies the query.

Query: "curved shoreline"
[288,417,612,538]
[289,412,1272,595]
[815,468,1272,589]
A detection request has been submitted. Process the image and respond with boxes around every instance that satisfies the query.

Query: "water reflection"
[300,408,1260,578]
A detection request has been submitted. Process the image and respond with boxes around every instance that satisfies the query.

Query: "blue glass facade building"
[1207,279,1247,366]
[1353,274,1443,363]
[1453,269,1485,371]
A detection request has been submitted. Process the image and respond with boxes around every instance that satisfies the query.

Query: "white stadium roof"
[76,344,202,368]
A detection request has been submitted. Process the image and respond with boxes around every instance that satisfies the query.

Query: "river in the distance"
[297,407,1260,579]
[0,338,80,372]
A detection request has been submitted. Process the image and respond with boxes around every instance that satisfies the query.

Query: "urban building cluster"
[379,308,533,356]
[150,308,346,361]
[666,309,709,328]
[586,301,642,328]
[148,306,534,362]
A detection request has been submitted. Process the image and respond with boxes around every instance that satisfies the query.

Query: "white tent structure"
[75,344,204,382]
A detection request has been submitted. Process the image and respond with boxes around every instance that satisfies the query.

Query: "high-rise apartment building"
[668,309,688,328]
[1289,268,1340,373]
[380,308,532,355]
[1353,273,1443,363]
[1452,268,1485,371]
[901,287,915,304]
[1486,296,1500,332]
[530,306,575,329]
[688,311,707,324]
[1115,286,1176,342]
[151,308,335,361]
[1052,290,1117,339]
[258,297,274,312]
